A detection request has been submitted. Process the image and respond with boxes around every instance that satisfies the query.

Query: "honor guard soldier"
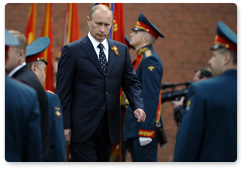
[123,13,166,162]
[26,37,67,162]
[173,21,237,162]
[5,29,42,162]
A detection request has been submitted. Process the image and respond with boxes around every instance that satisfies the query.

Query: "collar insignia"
[138,47,149,55]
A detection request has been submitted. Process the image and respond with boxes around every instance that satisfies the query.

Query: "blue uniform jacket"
[173,70,237,162]
[5,76,42,162]
[46,91,67,162]
[124,45,163,140]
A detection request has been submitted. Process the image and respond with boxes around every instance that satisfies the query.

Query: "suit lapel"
[106,39,117,76]
[12,65,28,78]
[80,36,104,75]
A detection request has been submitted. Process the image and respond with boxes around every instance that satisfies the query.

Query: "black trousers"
[70,111,113,162]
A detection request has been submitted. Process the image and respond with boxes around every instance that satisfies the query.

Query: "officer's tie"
[98,43,108,75]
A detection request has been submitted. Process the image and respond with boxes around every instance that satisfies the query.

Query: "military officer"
[25,37,67,162]
[6,30,51,161]
[173,21,237,162]
[5,29,42,162]
[123,13,165,162]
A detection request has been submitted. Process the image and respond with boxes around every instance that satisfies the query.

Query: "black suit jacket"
[56,36,144,144]
[12,65,50,161]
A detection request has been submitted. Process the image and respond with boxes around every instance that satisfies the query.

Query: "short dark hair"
[195,67,212,79]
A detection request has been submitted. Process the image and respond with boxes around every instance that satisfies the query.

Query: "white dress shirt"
[88,32,109,62]
[8,62,26,77]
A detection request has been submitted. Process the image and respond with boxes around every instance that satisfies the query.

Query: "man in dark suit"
[56,4,146,162]
[173,21,237,162]
[5,30,51,162]
[25,37,67,162]
[5,29,42,162]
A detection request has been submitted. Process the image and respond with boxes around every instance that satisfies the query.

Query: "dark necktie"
[98,43,108,75]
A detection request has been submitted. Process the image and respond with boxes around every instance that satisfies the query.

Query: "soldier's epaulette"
[138,47,149,55]
[145,50,152,58]
[46,90,55,94]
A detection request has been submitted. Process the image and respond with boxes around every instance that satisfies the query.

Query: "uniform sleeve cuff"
[138,129,155,138]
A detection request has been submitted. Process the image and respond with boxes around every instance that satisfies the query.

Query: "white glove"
[139,137,152,146]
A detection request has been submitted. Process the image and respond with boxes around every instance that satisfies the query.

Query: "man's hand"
[134,108,146,122]
[64,129,71,145]
[171,97,185,109]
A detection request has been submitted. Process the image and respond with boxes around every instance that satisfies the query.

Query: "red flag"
[40,3,54,91]
[58,3,80,59]
[61,3,80,49]
[25,3,37,45]
[112,3,125,44]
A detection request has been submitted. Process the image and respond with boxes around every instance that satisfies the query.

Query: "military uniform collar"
[221,69,237,76]
[137,45,153,55]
